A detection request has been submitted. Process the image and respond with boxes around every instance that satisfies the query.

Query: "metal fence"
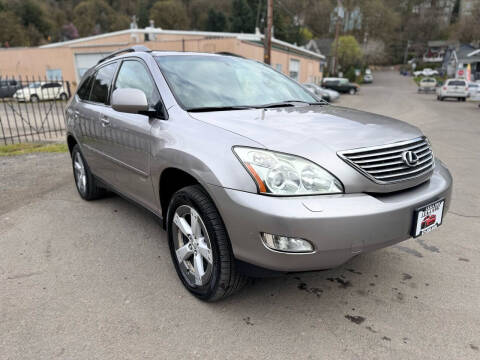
[0,76,72,144]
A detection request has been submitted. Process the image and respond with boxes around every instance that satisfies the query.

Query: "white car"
[303,83,340,102]
[13,82,69,102]
[437,79,469,101]
[468,82,480,100]
[418,77,437,93]
[414,68,439,77]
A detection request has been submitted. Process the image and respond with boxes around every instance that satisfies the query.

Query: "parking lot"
[0,100,67,144]
[1,71,479,359]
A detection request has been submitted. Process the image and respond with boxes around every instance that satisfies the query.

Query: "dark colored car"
[322,78,359,95]
[0,79,22,98]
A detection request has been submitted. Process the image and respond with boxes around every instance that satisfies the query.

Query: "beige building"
[0,28,324,87]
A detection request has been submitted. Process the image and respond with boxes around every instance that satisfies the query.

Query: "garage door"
[74,53,110,81]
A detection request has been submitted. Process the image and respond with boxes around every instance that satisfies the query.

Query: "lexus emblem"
[402,151,419,167]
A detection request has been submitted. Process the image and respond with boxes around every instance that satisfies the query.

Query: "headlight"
[233,147,343,196]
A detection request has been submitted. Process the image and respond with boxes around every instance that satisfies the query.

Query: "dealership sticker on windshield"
[413,200,445,237]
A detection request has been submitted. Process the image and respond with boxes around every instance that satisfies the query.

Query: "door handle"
[100,116,110,127]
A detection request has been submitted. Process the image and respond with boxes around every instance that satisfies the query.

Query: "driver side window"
[114,60,161,110]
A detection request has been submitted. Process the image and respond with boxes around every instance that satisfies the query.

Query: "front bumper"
[208,161,452,272]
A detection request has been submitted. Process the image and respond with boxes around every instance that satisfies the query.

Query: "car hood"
[189,105,422,154]
[189,105,428,193]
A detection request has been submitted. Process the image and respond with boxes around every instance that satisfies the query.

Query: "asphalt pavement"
[1,71,479,359]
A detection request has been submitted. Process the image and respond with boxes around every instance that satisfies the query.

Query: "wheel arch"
[159,167,204,229]
[66,133,78,157]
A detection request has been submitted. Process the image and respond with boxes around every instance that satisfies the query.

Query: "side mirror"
[111,88,149,114]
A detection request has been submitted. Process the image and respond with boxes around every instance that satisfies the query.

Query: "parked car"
[363,69,373,83]
[66,46,452,301]
[303,83,340,102]
[322,77,359,94]
[13,82,69,102]
[418,77,437,93]
[467,82,480,99]
[437,79,469,101]
[414,68,439,77]
[0,79,23,98]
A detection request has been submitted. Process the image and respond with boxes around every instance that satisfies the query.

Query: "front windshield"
[28,83,41,88]
[155,55,317,109]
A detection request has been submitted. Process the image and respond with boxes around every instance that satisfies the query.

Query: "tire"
[71,144,105,200]
[30,94,39,103]
[349,88,356,95]
[59,93,68,101]
[167,185,248,301]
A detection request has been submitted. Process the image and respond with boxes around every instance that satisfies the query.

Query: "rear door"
[77,62,118,184]
[99,59,161,208]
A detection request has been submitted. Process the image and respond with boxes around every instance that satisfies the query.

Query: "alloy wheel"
[74,152,87,195]
[172,205,213,287]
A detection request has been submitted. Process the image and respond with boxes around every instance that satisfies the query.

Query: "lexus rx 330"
[65,46,452,301]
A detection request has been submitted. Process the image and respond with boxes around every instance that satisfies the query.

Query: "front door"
[100,59,163,210]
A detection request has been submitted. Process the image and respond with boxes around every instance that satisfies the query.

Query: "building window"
[289,59,300,80]
[275,64,282,72]
[46,69,63,81]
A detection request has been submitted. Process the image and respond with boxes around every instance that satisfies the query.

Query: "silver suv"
[66,46,452,301]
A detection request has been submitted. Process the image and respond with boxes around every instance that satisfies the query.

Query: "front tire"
[30,94,39,103]
[71,145,105,200]
[349,88,356,95]
[167,185,248,301]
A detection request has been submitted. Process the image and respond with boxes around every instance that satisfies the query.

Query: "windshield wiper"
[187,105,253,112]
[255,100,327,109]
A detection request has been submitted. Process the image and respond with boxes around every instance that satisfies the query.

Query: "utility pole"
[264,0,273,65]
[332,0,342,74]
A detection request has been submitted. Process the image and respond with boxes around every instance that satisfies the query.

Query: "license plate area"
[412,199,445,238]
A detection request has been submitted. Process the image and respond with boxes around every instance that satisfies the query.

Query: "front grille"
[338,137,435,183]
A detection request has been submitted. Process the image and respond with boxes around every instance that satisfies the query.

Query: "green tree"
[0,11,27,47]
[137,0,152,28]
[230,0,254,33]
[150,0,189,29]
[334,35,363,71]
[73,0,129,37]
[206,8,227,32]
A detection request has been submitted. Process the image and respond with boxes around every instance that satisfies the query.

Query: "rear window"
[77,75,94,100]
[89,62,117,104]
[447,80,466,86]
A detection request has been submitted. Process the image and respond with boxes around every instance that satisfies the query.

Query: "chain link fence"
[0,76,72,144]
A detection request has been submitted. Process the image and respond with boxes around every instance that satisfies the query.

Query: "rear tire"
[349,88,356,95]
[30,94,39,103]
[71,145,105,201]
[167,185,248,301]
[59,93,68,101]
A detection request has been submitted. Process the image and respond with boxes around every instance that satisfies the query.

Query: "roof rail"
[97,45,151,65]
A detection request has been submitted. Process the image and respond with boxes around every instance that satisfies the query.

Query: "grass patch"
[0,142,68,156]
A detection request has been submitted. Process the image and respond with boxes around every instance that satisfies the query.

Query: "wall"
[0,47,76,84]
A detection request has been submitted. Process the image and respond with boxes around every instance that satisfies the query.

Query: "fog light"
[261,233,314,253]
